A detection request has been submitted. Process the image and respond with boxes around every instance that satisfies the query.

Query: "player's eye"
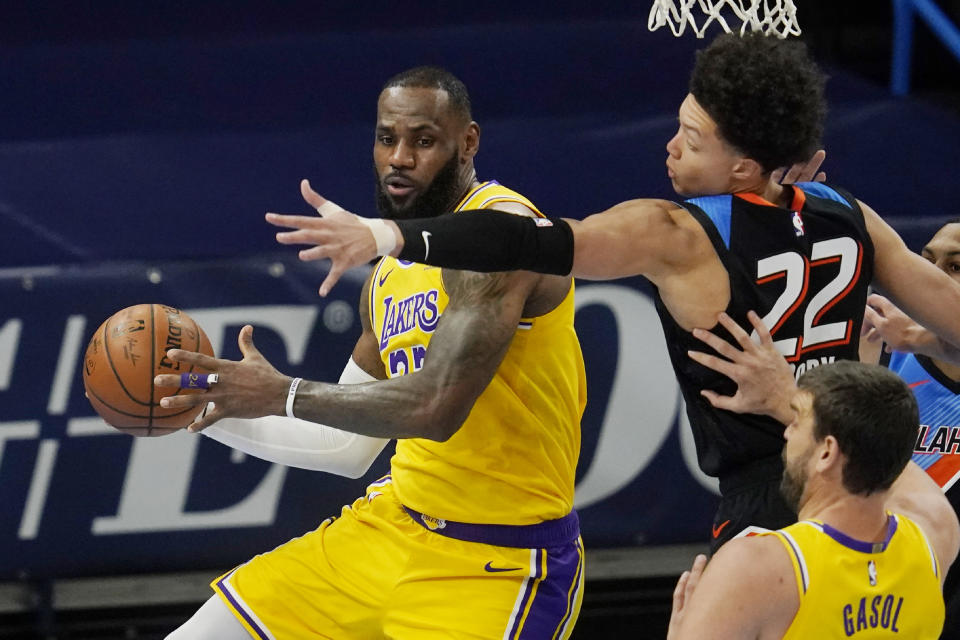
[378,135,394,145]
[948,262,960,273]
[417,138,434,147]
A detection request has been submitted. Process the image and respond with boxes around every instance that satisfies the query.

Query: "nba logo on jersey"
[868,560,877,586]
[791,211,805,237]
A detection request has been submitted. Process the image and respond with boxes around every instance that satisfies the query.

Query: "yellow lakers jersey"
[761,513,944,638]
[369,181,587,525]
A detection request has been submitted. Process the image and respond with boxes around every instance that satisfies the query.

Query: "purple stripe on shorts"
[553,539,584,637]
[516,540,584,639]
[507,549,543,639]
[215,571,272,640]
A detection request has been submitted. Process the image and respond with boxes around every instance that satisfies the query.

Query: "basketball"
[82,304,215,436]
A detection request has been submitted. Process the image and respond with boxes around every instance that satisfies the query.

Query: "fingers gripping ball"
[82,304,214,436]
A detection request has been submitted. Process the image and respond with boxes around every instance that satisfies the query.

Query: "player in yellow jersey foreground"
[665,314,959,639]
[161,67,587,639]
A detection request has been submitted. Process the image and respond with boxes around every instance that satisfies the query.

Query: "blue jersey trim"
[685,194,732,249]
[796,182,850,209]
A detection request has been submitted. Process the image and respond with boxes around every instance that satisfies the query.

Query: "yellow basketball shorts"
[212,476,585,639]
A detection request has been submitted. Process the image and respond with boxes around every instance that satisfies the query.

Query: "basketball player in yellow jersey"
[159,66,587,639]
[666,319,960,639]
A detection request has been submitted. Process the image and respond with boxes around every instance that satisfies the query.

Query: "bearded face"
[779,437,815,513]
[374,150,461,220]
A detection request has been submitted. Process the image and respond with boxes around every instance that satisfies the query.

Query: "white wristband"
[359,217,398,256]
[286,377,303,418]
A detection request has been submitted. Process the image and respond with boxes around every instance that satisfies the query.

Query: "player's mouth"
[384,175,417,199]
[666,162,676,180]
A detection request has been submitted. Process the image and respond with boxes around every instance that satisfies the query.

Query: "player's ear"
[461,121,480,162]
[816,435,842,474]
[731,156,764,183]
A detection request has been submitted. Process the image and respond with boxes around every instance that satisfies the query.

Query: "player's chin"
[384,199,426,221]
[669,179,694,198]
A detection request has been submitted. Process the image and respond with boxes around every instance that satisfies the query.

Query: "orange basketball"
[82,304,215,436]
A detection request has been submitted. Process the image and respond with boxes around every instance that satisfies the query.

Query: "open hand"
[154,325,291,432]
[863,293,931,354]
[687,311,797,425]
[266,179,386,297]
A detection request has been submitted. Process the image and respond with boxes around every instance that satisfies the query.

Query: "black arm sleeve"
[395,210,575,276]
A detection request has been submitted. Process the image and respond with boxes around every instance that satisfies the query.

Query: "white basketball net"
[648,0,801,39]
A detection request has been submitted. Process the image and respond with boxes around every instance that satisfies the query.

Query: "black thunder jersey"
[654,183,875,481]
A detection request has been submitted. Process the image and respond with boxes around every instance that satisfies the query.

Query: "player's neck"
[799,490,890,542]
[452,167,480,209]
[736,176,790,209]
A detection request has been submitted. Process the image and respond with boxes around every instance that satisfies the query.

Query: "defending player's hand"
[154,325,291,432]
[267,179,394,297]
[772,149,826,185]
[687,311,796,425]
[863,293,935,355]
[667,554,707,640]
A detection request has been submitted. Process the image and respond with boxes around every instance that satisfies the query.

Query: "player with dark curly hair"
[262,33,960,553]
[688,34,826,174]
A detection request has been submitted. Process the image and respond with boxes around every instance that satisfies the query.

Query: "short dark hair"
[382,66,472,122]
[797,361,918,496]
[689,33,826,172]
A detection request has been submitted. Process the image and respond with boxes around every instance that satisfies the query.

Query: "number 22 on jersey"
[754,236,863,362]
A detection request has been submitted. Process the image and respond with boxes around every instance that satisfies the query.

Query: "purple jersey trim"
[817,514,898,554]
[402,505,579,548]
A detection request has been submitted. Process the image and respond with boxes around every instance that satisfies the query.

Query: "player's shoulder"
[487,199,539,219]
[711,531,795,586]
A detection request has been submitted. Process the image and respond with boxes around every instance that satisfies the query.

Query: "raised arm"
[155,268,548,442]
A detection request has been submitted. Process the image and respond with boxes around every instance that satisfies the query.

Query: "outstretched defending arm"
[268,154,827,295]
[268,184,689,293]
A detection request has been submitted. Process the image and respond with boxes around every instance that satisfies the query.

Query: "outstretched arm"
[155,269,544,441]
[197,274,390,477]
[865,201,960,365]
[267,155,827,294]
[200,357,388,477]
[269,188,694,289]
[863,293,960,364]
